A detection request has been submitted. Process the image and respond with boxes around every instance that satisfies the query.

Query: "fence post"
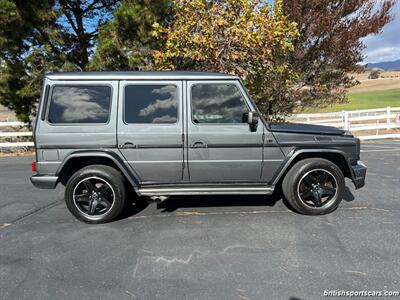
[386,106,391,130]
[343,111,349,130]
[377,120,379,135]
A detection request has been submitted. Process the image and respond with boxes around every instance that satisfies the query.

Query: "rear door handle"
[191,141,207,148]
[121,142,137,149]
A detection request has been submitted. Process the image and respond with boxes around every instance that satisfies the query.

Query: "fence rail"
[291,106,400,139]
[1,107,400,148]
[0,121,33,148]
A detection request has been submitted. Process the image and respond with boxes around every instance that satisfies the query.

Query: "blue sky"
[363,0,400,63]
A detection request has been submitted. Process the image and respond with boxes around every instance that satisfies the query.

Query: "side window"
[124,84,178,124]
[191,83,249,124]
[47,85,111,124]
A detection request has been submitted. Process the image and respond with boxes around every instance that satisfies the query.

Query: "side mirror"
[244,111,259,131]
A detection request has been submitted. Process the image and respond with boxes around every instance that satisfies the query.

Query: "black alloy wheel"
[73,177,115,218]
[297,169,337,208]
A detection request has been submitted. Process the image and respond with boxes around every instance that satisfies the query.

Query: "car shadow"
[119,185,356,219]
[157,191,283,213]
[343,186,355,202]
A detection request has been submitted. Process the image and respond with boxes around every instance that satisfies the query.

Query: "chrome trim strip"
[127,159,282,163]
[137,186,274,196]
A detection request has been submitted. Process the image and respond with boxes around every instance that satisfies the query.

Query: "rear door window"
[47,85,111,124]
[124,84,178,124]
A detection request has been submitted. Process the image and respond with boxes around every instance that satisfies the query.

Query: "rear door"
[186,80,263,182]
[117,80,184,183]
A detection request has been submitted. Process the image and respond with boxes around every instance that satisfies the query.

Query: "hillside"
[366,59,400,70]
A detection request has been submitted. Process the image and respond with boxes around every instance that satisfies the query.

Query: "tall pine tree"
[91,0,172,70]
[0,0,118,122]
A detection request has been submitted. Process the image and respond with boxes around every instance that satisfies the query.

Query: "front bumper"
[30,175,58,189]
[351,161,367,189]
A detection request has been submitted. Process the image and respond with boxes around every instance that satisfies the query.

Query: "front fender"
[271,148,355,185]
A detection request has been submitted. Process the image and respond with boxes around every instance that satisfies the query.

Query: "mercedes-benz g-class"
[31,71,367,223]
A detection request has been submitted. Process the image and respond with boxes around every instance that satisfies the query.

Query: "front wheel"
[65,165,127,223]
[282,158,345,215]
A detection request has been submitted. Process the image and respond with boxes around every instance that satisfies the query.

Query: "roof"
[45,71,239,81]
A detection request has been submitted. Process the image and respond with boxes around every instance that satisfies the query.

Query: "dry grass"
[0,149,35,157]
[0,104,16,121]
[349,71,400,93]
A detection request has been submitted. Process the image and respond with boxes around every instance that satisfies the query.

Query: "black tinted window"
[191,84,249,124]
[124,85,178,124]
[48,86,111,124]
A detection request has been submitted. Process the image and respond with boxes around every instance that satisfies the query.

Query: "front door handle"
[191,141,207,148]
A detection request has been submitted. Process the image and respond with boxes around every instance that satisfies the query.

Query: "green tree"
[91,0,172,70]
[0,0,118,123]
[368,69,381,80]
[282,0,395,111]
[151,0,299,117]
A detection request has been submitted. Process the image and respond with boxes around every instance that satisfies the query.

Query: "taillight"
[31,162,37,172]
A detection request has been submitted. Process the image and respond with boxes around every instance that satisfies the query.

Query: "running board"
[137,186,275,196]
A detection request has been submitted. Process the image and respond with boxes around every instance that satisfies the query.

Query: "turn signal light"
[31,162,37,172]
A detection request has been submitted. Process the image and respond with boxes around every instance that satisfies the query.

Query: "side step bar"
[137,186,275,196]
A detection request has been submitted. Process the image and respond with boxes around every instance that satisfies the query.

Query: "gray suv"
[31,71,367,223]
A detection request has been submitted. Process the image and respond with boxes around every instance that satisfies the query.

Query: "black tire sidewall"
[65,165,127,223]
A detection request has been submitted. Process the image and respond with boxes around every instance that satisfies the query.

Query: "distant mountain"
[366,59,400,70]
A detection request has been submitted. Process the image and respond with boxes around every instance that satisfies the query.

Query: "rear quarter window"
[47,85,111,124]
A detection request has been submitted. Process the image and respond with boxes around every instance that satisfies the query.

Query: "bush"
[368,70,381,79]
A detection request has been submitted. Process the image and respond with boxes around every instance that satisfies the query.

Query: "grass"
[305,88,400,113]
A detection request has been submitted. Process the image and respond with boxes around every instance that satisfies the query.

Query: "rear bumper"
[30,175,58,189]
[351,161,367,189]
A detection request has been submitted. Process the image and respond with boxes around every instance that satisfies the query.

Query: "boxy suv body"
[31,71,367,223]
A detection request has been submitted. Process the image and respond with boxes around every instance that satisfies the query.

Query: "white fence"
[1,107,400,148]
[291,107,400,140]
[0,121,33,148]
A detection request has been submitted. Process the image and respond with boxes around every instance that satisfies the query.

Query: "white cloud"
[138,86,177,116]
[52,87,109,122]
[363,47,400,63]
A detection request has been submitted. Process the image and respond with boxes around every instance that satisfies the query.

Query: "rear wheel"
[282,158,345,215]
[65,165,127,223]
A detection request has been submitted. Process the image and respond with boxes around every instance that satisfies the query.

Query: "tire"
[282,158,345,215]
[65,165,127,223]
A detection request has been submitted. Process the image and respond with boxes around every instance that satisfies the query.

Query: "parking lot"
[1,140,399,299]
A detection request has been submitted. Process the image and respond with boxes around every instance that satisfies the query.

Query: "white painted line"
[361,145,400,149]
[361,149,400,153]
[358,134,400,140]
[365,142,400,146]
[0,223,11,229]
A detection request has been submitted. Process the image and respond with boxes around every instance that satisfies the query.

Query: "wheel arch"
[56,150,140,190]
[272,149,353,186]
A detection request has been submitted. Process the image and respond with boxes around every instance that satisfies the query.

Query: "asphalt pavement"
[0,141,400,300]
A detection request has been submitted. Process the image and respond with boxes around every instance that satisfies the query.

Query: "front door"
[118,80,184,183]
[186,80,263,182]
